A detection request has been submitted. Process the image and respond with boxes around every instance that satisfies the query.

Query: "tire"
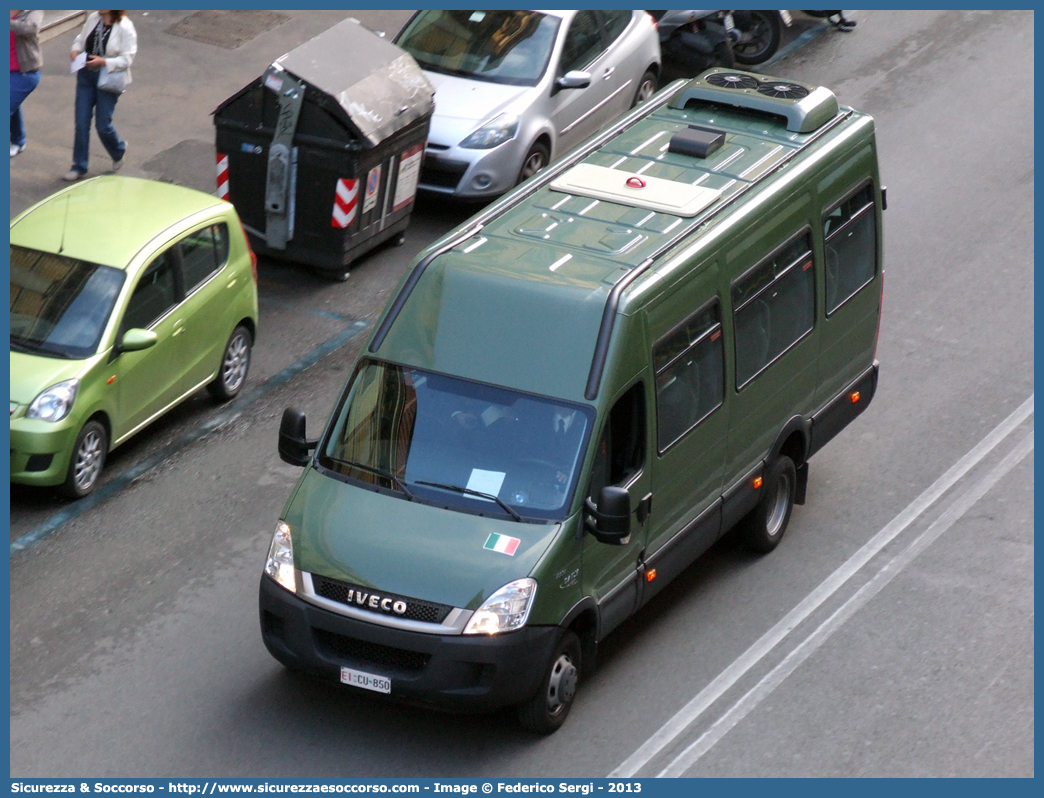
[631,69,658,108]
[739,455,796,554]
[208,324,252,401]
[732,11,783,65]
[517,629,581,734]
[712,41,736,69]
[60,419,107,499]
[517,141,550,186]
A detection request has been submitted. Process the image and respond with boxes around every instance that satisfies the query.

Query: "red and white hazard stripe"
[216,154,229,200]
[332,177,359,229]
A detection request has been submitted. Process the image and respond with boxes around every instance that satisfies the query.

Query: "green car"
[10,176,260,499]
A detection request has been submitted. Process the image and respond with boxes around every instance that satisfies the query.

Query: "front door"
[581,380,650,638]
[550,11,615,153]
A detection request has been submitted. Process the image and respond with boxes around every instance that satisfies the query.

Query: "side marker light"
[646,569,657,583]
[850,391,861,403]
[753,476,763,490]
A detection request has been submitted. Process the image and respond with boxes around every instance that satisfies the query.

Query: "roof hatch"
[549,163,722,218]
[668,69,839,134]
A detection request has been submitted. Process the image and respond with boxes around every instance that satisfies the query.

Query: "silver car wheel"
[221,328,250,395]
[73,427,104,492]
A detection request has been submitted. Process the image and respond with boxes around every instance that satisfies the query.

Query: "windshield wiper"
[415,480,523,522]
[335,459,414,500]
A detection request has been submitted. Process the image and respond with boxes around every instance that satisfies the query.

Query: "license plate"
[340,667,391,694]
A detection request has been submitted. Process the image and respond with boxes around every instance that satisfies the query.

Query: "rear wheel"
[631,69,658,107]
[732,10,783,65]
[208,325,252,401]
[517,141,550,186]
[738,455,796,553]
[60,419,107,499]
[517,629,581,734]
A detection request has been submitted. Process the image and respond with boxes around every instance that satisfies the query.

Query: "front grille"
[312,574,453,624]
[313,628,431,673]
[420,158,468,190]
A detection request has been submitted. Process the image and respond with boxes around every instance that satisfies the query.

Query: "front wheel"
[631,69,658,107]
[517,629,581,734]
[208,325,252,401]
[738,455,796,553]
[60,419,108,499]
[517,141,550,186]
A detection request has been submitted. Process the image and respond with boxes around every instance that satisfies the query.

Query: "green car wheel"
[61,419,108,499]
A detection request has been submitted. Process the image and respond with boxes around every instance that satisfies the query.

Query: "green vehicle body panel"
[281,72,883,645]
[10,176,259,488]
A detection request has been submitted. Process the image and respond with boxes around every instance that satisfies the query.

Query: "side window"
[179,223,229,294]
[559,10,604,75]
[824,184,877,314]
[601,10,631,44]
[732,231,815,388]
[122,250,177,331]
[654,302,724,452]
[588,382,646,500]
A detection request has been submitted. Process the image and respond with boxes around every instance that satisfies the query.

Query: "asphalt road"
[9,10,1034,777]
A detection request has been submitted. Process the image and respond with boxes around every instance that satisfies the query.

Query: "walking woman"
[64,10,136,181]
[10,10,43,158]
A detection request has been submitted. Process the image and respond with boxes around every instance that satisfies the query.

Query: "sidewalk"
[39,10,85,43]
[10,9,414,218]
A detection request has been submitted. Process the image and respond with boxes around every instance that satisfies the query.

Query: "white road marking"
[659,431,1034,776]
[610,394,1033,777]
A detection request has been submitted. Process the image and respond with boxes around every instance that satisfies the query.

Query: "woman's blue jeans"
[10,69,41,147]
[72,66,125,174]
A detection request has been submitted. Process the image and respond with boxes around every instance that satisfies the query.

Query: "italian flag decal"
[484,533,521,556]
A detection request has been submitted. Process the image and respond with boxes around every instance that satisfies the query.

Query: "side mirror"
[584,485,631,545]
[279,407,317,467]
[119,328,158,353]
[554,70,592,92]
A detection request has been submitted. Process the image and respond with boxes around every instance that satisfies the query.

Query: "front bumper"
[419,136,529,199]
[10,415,79,486]
[259,574,559,712]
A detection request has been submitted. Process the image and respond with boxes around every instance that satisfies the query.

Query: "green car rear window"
[10,245,126,360]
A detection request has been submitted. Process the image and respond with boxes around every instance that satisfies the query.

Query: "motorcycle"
[649,10,736,81]
[731,10,793,65]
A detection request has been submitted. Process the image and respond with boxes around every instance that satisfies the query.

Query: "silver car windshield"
[395,10,561,87]
[319,360,593,521]
[10,246,126,360]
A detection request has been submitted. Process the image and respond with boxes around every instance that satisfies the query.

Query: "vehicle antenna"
[58,192,72,254]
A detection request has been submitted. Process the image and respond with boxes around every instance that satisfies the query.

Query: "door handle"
[637,493,653,524]
[602,67,615,81]
[227,273,238,288]
[172,322,185,337]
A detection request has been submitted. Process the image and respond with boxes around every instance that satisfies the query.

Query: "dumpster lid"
[273,17,434,147]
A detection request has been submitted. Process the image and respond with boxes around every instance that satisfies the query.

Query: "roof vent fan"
[707,72,759,90]
[756,81,810,100]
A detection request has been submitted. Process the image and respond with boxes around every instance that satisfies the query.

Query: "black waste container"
[213,18,434,279]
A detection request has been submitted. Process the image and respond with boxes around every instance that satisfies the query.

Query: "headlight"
[26,378,79,422]
[463,577,537,635]
[264,520,296,592]
[459,113,519,149]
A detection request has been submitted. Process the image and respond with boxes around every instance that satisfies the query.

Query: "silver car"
[393,10,661,199]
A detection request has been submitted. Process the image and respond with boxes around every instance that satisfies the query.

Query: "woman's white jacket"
[72,12,137,83]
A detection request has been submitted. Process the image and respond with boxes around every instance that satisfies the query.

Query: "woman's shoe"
[10,143,26,157]
[62,169,86,182]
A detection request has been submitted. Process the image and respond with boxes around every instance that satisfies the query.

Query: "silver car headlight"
[26,378,79,422]
[264,520,296,593]
[463,577,537,635]
[459,113,520,149]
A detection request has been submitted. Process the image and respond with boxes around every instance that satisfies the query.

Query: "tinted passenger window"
[601,10,631,43]
[824,184,876,314]
[559,11,604,74]
[180,224,229,294]
[733,231,815,387]
[123,251,177,331]
[654,303,724,451]
[588,382,646,500]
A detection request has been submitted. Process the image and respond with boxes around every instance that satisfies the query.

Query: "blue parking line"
[10,319,370,556]
[759,20,831,69]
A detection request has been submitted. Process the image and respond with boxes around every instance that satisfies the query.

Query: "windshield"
[319,360,594,521]
[395,10,560,87]
[10,246,126,359]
